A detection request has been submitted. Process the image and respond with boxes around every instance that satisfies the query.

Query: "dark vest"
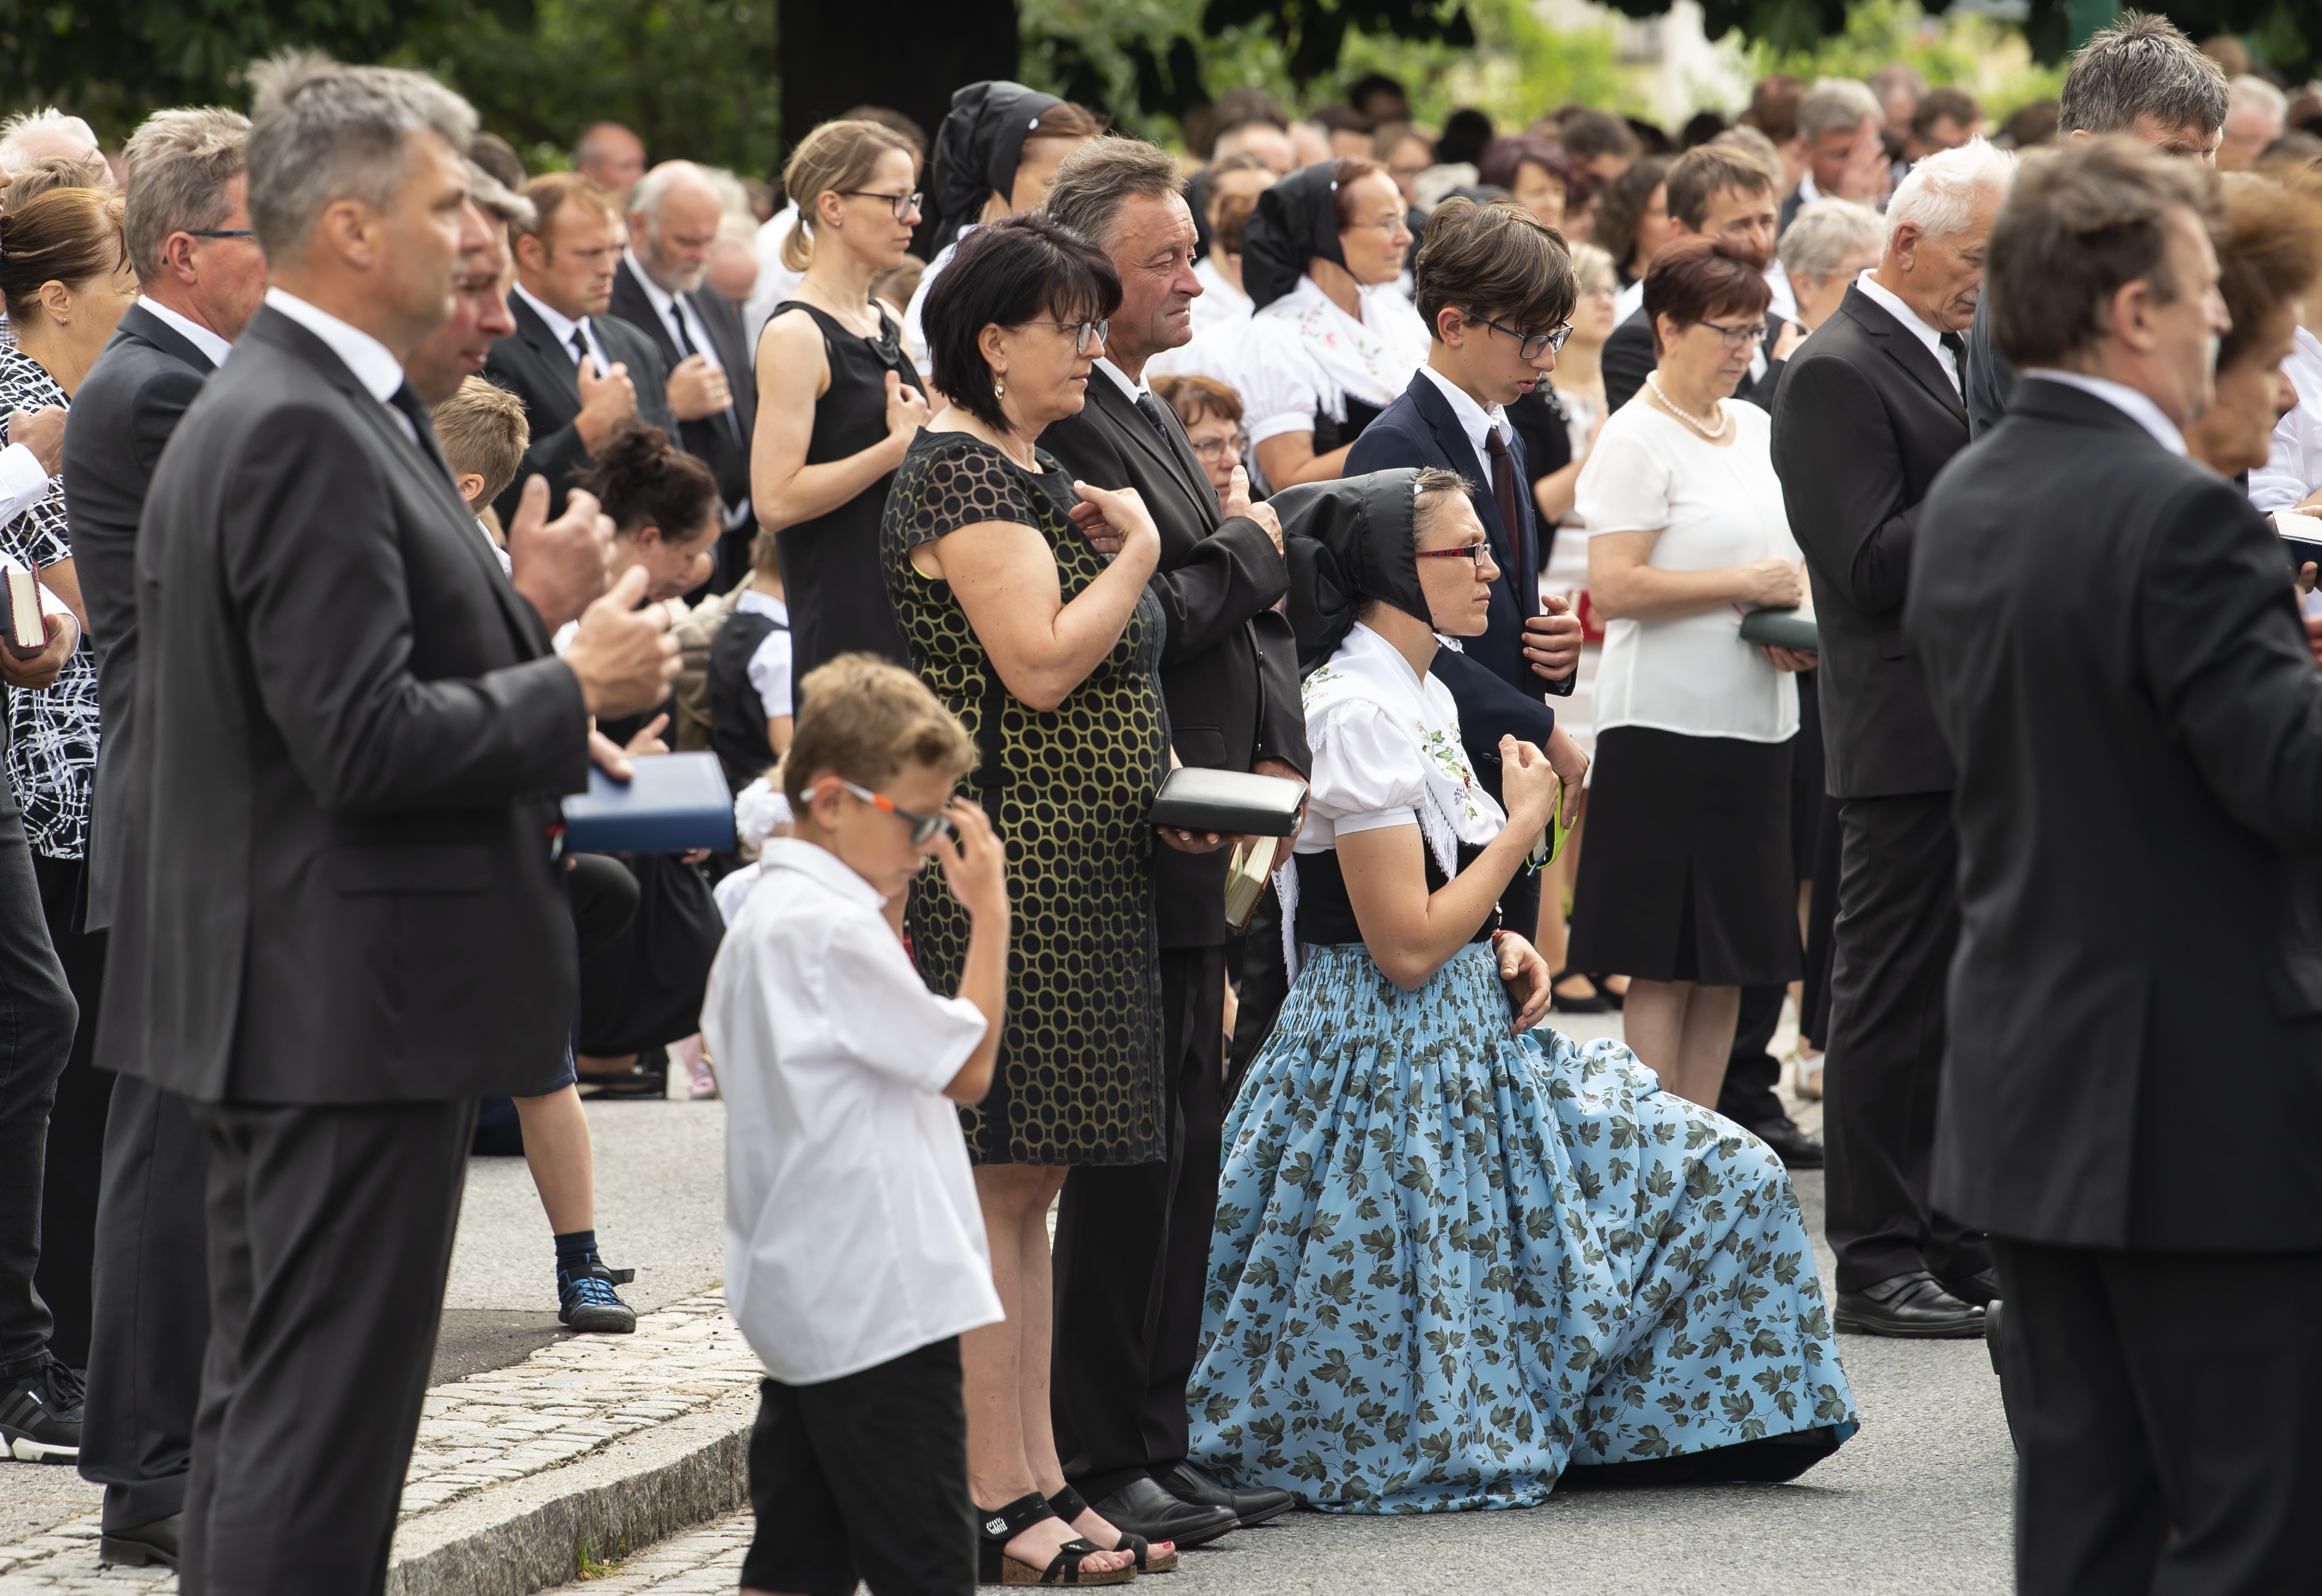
[709,609,783,795]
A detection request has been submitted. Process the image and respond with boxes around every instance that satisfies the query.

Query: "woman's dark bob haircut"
[922,212,1122,433]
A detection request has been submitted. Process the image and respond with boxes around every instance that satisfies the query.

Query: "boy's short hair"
[1412,194,1578,340]
[783,654,977,809]
[433,376,530,506]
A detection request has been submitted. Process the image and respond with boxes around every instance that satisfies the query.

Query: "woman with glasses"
[754,118,935,680]
[1151,374,1247,511]
[880,213,1168,1583]
[1564,236,1811,1109]
[1235,158,1430,488]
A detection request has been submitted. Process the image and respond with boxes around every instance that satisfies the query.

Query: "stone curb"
[385,1390,755,1596]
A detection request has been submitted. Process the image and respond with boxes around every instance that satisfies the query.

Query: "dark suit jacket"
[1769,285,1968,799]
[483,292,676,521]
[1908,377,2322,1252]
[63,303,216,932]
[1778,183,1807,237]
[1602,306,1789,416]
[1041,374,1308,947]
[114,305,590,1105]
[1963,286,2013,440]
[608,257,757,514]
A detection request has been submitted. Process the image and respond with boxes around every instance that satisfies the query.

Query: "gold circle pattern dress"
[883,429,1168,1166]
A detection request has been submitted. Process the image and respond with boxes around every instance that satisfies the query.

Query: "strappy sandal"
[1047,1485,1177,1573]
[976,1492,1137,1586]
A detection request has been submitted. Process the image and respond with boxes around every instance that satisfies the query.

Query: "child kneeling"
[703,654,1009,1596]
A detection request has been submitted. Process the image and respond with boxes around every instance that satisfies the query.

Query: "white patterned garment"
[0,347,96,859]
[1237,274,1430,448]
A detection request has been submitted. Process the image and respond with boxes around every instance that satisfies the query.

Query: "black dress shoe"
[1156,1460,1293,1528]
[99,1513,180,1568]
[1743,1115,1824,1170]
[1942,1267,2001,1308]
[1090,1476,1238,1548]
[1835,1270,1987,1338]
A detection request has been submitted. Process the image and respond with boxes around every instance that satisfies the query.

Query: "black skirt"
[1566,725,1801,986]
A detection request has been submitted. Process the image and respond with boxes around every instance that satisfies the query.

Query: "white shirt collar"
[761,835,889,910]
[512,280,599,362]
[1417,362,1512,465]
[264,287,404,407]
[1854,269,1960,394]
[2021,369,2187,456]
[1095,357,1149,402]
[737,587,789,622]
[1797,170,1823,205]
[139,298,235,368]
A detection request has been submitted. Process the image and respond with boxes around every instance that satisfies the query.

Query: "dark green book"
[1739,607,1819,652]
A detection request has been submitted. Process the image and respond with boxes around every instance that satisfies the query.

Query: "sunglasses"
[827,779,955,845]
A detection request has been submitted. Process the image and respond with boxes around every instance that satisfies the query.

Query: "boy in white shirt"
[704,655,1011,1596]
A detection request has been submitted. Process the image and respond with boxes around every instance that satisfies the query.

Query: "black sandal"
[975,1493,1136,1586]
[1048,1485,1177,1573]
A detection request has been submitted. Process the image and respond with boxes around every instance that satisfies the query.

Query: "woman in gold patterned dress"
[881,213,1174,1582]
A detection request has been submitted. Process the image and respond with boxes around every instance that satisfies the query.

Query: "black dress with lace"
[881,429,1167,1166]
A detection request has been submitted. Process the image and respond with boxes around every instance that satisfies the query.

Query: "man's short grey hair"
[245,50,478,261]
[466,161,535,231]
[122,107,250,284]
[1043,137,1186,253]
[2059,12,2229,138]
[0,109,100,176]
[1778,197,1884,281]
[1885,137,2015,244]
[2229,74,2289,124]
[1798,80,1882,144]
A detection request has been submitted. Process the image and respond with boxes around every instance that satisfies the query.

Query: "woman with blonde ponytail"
[752,118,930,680]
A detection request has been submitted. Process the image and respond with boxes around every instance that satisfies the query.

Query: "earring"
[994,377,1006,398]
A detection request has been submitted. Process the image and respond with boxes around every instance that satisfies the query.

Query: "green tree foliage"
[1744,0,2065,124]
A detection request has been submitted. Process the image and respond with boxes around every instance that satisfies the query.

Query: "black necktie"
[1484,428,1525,580]
[569,326,592,372]
[670,298,742,443]
[1133,391,1174,444]
[1939,329,1967,390]
[387,380,450,476]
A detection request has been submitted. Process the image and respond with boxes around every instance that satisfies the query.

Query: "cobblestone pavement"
[541,1512,755,1593]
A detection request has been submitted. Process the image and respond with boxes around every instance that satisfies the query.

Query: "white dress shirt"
[1096,356,1152,406]
[624,249,724,377]
[902,231,974,377]
[1612,277,1644,326]
[512,280,611,375]
[704,838,1003,1384]
[475,517,513,576]
[0,440,48,531]
[139,298,236,369]
[1853,269,1959,393]
[2251,324,2322,511]
[1417,363,1513,466]
[2021,370,2187,456]
[743,202,807,347]
[264,287,415,443]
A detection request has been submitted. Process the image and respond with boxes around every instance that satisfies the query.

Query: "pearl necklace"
[1646,373,1731,441]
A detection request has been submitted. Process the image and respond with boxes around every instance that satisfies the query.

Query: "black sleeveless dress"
[767,300,920,682]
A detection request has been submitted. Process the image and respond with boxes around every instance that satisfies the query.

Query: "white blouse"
[1573,401,1801,743]
[1188,255,1253,337]
[1238,274,1430,447]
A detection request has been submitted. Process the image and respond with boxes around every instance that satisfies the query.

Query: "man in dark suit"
[1345,196,1586,834]
[62,105,265,1571]
[1035,139,1305,1550]
[1775,80,1884,237]
[486,169,676,521]
[1603,144,1798,414]
[121,58,675,1591]
[1909,138,2320,1591]
[1769,137,2010,1338]
[612,161,758,590]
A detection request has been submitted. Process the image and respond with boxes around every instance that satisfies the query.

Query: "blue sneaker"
[558,1262,637,1334]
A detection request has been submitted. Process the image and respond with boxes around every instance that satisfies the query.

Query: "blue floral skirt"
[1189,943,1858,1513]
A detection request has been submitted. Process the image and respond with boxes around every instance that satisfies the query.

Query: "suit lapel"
[509,295,584,419]
[1845,288,1968,426]
[1409,373,1533,621]
[117,303,216,375]
[1093,379,1214,529]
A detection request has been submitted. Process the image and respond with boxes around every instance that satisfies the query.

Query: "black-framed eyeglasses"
[1463,309,1573,359]
[838,190,922,221]
[826,779,954,845]
[1700,319,1768,350]
[185,228,255,239]
[1415,542,1493,564]
[1023,318,1109,356]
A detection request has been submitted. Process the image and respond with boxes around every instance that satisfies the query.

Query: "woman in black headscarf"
[1187,466,1857,1515]
[902,80,1101,376]
[1235,159,1429,490]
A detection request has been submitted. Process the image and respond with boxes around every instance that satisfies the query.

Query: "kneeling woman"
[1189,468,1856,1512]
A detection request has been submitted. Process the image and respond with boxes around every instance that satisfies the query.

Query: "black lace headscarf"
[1275,469,1432,674]
[1240,160,1350,313]
[927,80,1066,250]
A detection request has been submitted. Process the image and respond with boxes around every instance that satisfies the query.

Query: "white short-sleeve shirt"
[704,839,1003,1384]
[1237,275,1430,448]
[1573,401,1801,743]
[1293,695,1432,854]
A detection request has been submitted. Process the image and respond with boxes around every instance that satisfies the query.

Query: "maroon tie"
[1484,428,1523,572]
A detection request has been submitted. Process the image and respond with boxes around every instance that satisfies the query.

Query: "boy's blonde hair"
[783,654,975,810]
[434,376,530,508]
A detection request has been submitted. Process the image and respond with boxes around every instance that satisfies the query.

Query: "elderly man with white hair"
[2219,72,2287,170]
[610,159,757,586]
[1769,136,2015,1340]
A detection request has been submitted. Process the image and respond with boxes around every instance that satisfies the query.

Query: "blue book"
[561,750,736,854]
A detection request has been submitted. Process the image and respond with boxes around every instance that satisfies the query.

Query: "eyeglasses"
[1579,282,1619,301]
[1699,319,1767,350]
[1189,435,1243,462]
[838,189,922,221]
[1345,215,1412,240]
[1022,318,1109,356]
[1463,310,1573,360]
[1415,542,1492,564]
[185,228,255,240]
[823,779,955,844]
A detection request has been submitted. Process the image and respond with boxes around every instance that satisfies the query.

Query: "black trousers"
[31,851,107,1370]
[1051,944,1225,1501]
[1823,793,1987,1292]
[78,1073,210,1530]
[1993,1237,2322,1594]
[0,809,77,1377]
[179,1098,474,1596]
[1716,982,1788,1132]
